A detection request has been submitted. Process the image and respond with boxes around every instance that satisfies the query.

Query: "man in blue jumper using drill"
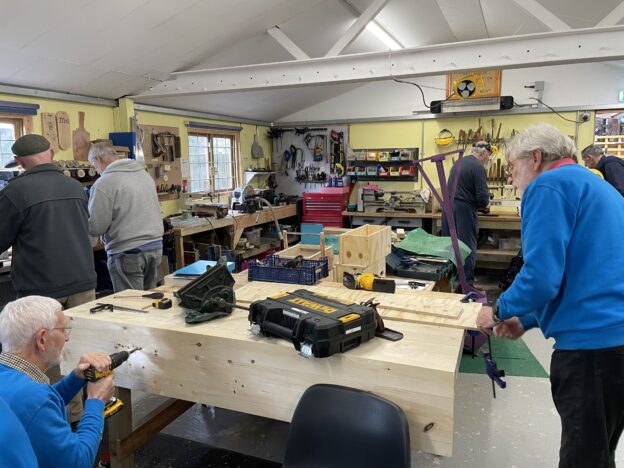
[477,123,624,468]
[0,296,115,468]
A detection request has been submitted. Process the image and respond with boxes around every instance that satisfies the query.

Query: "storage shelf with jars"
[346,147,419,182]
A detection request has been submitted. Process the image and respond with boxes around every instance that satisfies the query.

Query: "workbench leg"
[109,387,134,468]
[174,234,185,270]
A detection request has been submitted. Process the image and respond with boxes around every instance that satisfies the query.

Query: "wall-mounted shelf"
[244,171,275,187]
[351,176,419,182]
[347,147,419,182]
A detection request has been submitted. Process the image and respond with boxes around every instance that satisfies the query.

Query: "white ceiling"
[1,0,623,121]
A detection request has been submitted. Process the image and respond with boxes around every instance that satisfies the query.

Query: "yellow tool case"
[248,289,376,358]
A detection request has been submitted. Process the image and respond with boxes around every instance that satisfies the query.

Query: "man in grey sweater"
[88,142,164,292]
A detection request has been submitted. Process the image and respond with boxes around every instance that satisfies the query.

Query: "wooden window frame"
[0,114,32,167]
[188,128,241,193]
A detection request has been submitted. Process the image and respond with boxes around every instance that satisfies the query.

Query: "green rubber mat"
[460,336,549,378]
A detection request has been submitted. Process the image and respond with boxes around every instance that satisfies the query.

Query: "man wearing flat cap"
[0,134,96,426]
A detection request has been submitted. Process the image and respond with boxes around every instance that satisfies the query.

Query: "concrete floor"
[128,272,624,467]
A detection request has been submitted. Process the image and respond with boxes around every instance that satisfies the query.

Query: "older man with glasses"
[0,296,115,468]
[477,123,624,468]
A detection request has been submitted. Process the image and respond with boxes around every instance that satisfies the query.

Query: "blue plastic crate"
[248,255,329,285]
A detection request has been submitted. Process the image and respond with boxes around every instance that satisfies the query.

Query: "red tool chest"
[303,190,349,227]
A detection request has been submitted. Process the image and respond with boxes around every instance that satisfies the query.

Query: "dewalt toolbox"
[248,289,376,358]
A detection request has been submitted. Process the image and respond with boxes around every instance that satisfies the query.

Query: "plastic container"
[243,228,262,246]
[248,255,329,285]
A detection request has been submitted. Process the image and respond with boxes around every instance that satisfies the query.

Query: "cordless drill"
[84,348,140,418]
[84,348,139,381]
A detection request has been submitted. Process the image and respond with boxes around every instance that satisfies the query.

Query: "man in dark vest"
[441,141,492,285]
[582,144,624,195]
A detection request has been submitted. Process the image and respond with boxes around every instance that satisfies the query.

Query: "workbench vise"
[174,261,236,324]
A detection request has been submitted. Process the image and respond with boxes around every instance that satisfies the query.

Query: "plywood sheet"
[234,281,479,320]
[61,292,464,456]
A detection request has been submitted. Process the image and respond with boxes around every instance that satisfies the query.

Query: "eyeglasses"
[49,326,72,337]
[504,155,529,176]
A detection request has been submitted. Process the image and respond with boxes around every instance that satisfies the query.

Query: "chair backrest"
[283,383,411,468]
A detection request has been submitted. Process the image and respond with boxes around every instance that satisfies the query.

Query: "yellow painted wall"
[135,109,271,217]
[349,111,596,201]
[1,93,272,217]
[0,93,115,161]
[1,90,597,214]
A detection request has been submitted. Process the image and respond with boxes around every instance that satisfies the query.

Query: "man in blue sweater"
[477,123,624,467]
[0,395,37,468]
[0,296,115,468]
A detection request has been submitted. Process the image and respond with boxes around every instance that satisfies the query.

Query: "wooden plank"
[233,281,479,320]
[109,387,133,468]
[55,111,71,150]
[72,111,90,161]
[119,399,194,459]
[41,112,59,152]
[60,294,464,457]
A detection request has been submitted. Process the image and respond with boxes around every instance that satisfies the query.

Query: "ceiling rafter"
[132,26,624,98]
[434,0,489,41]
[267,26,310,60]
[510,0,571,31]
[325,0,389,57]
[597,1,624,27]
[338,0,404,49]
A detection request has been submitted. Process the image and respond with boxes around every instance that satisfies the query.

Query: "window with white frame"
[0,118,23,168]
[188,131,239,193]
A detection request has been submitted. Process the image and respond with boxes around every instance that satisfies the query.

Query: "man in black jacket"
[441,141,492,285]
[582,144,624,195]
[0,134,97,425]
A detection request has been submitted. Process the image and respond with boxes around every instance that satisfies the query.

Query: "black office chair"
[282,383,411,468]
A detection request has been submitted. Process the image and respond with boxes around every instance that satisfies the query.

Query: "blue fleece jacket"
[498,164,624,350]
[0,395,37,468]
[0,365,104,468]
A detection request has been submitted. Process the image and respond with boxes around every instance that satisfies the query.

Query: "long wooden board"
[41,112,59,152]
[61,291,464,457]
[233,281,478,320]
[55,111,71,150]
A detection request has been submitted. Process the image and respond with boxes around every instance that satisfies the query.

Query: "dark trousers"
[441,201,478,284]
[550,345,624,468]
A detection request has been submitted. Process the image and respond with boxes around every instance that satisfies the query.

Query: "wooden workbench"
[342,210,521,231]
[61,278,479,466]
[342,210,522,267]
[173,204,298,269]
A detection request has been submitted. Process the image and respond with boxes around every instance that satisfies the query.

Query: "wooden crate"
[278,244,334,270]
[339,225,391,267]
[334,257,386,282]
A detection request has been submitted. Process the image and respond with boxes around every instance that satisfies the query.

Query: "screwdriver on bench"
[113,292,164,300]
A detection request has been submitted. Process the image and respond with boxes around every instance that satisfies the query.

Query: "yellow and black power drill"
[84,348,139,418]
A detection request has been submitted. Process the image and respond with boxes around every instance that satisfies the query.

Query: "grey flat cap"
[11,134,51,157]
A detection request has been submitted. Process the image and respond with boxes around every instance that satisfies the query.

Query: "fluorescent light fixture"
[366,21,402,50]
[430,96,515,114]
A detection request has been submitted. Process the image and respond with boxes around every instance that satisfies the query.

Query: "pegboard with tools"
[140,124,183,201]
[270,125,348,196]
